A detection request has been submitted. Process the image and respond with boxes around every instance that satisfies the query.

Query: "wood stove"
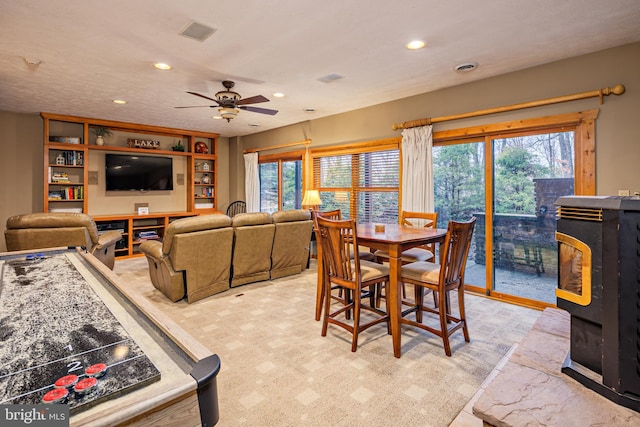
[555,195,640,412]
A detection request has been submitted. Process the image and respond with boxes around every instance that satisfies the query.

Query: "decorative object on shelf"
[55,154,66,165]
[92,126,112,146]
[194,141,209,154]
[172,140,185,152]
[127,138,160,149]
[137,206,149,215]
[202,174,210,184]
[202,162,210,171]
[50,136,81,144]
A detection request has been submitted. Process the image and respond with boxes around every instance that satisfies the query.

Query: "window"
[259,152,304,213]
[312,142,399,223]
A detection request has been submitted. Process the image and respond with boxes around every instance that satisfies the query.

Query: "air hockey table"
[0,247,220,426]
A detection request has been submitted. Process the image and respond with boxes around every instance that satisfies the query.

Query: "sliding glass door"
[491,131,574,303]
[432,141,486,291]
[433,129,577,306]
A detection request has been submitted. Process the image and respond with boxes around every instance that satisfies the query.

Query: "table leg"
[388,245,402,358]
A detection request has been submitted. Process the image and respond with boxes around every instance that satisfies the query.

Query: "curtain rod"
[244,139,311,154]
[392,84,625,131]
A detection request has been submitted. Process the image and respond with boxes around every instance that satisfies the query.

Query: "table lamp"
[302,189,322,210]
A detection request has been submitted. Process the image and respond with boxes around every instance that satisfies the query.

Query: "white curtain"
[401,125,433,213]
[244,152,260,212]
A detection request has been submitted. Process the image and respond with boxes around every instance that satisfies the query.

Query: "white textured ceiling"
[1,0,639,138]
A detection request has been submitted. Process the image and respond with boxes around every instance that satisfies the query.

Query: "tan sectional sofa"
[139,210,313,303]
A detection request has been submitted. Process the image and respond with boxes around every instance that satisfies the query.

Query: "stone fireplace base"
[471,308,640,426]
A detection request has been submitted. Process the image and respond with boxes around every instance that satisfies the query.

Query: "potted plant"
[92,126,112,146]
[172,140,185,152]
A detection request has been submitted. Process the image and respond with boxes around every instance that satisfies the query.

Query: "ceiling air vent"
[317,73,344,84]
[454,62,478,73]
[180,21,217,42]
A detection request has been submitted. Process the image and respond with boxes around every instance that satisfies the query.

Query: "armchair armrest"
[96,230,123,249]
[139,240,164,259]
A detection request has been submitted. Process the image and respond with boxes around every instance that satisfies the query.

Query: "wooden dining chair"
[374,211,439,264]
[316,216,390,352]
[374,211,438,307]
[399,217,476,356]
[313,209,375,321]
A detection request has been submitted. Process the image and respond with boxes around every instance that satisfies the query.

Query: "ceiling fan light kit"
[176,80,278,122]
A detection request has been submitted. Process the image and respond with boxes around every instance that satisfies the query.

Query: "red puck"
[54,374,78,389]
[42,387,68,404]
[74,377,98,395]
[85,363,108,378]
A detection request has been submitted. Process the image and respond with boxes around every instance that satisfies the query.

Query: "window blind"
[313,149,399,223]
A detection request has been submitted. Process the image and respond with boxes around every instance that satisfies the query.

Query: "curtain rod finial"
[611,84,625,96]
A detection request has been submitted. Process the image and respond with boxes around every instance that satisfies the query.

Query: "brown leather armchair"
[271,209,313,279]
[4,212,122,269]
[139,214,234,303]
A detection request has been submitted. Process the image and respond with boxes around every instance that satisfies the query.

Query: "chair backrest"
[316,216,362,288]
[401,211,437,229]
[401,211,438,253]
[226,201,246,217]
[439,218,477,291]
[311,209,341,231]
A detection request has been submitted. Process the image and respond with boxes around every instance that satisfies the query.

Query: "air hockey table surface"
[0,247,220,426]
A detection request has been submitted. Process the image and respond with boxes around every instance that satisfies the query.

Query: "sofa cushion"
[231,212,272,227]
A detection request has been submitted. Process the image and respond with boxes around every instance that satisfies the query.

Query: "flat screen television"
[105,154,173,191]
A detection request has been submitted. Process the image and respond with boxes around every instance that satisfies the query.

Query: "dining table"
[356,223,448,358]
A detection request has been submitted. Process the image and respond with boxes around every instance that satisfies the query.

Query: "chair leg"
[351,289,361,352]
[384,282,391,335]
[458,286,470,342]
[439,290,452,357]
[414,284,424,323]
[315,274,325,321]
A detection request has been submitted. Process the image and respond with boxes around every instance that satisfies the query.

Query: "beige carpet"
[113,258,540,427]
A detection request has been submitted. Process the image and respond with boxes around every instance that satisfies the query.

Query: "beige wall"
[235,42,640,199]
[1,42,639,250]
[0,113,43,251]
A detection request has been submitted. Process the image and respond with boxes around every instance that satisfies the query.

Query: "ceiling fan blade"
[174,105,215,109]
[239,105,278,115]
[237,95,269,105]
[186,91,219,103]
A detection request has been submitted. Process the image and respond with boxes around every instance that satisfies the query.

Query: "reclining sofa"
[4,212,123,269]
[140,210,313,303]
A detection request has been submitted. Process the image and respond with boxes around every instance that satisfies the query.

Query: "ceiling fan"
[175,80,278,122]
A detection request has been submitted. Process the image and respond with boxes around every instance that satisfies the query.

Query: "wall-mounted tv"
[105,153,173,191]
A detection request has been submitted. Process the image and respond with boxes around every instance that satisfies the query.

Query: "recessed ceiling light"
[303,108,316,113]
[454,62,479,72]
[273,92,285,98]
[112,99,127,104]
[406,40,425,50]
[153,63,172,70]
[248,123,260,127]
